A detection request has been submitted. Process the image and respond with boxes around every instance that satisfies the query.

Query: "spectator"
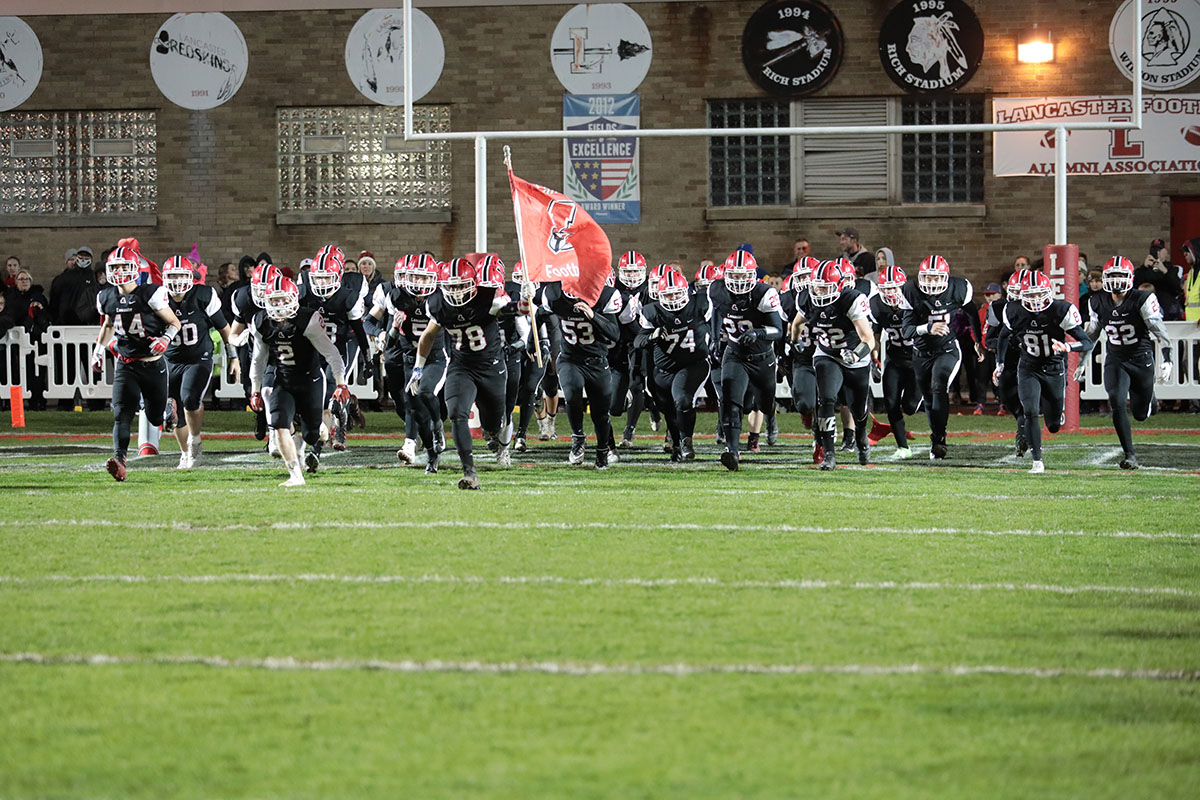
[1012,254,1031,271]
[836,227,874,276]
[5,269,51,340]
[873,247,895,284]
[1181,238,1199,323]
[4,255,20,288]
[781,238,811,271]
[0,293,14,338]
[1077,262,1091,305]
[1135,239,1184,319]
[358,251,384,295]
[237,254,256,281]
[216,261,241,324]
[49,245,96,325]
[1080,271,1103,322]
[73,260,108,326]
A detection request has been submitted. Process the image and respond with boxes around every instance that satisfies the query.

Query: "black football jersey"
[97,284,172,360]
[166,285,226,363]
[1087,289,1161,362]
[252,306,324,384]
[384,286,446,363]
[639,294,711,373]
[427,285,508,367]
[540,283,623,362]
[798,288,872,367]
[300,270,367,350]
[900,276,974,356]
[780,288,817,368]
[230,285,257,326]
[616,282,647,349]
[1003,299,1088,370]
[708,279,783,359]
[498,281,526,348]
[870,295,913,363]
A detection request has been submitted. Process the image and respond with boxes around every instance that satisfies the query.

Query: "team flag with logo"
[505,147,613,306]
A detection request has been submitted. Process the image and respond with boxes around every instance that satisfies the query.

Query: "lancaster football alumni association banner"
[563,94,640,224]
[993,95,1200,176]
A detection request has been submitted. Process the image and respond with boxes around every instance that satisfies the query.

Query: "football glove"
[359,360,374,381]
[249,392,264,412]
[992,364,1004,385]
[150,336,170,355]
[870,358,883,382]
[406,366,423,395]
[90,344,106,373]
[839,347,858,365]
[738,328,759,344]
[1051,339,1070,354]
[1072,361,1087,383]
[333,384,351,403]
[1157,360,1173,385]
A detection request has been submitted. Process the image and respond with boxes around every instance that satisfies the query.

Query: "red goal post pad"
[1043,244,1080,432]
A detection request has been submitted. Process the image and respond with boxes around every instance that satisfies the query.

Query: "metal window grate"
[708,99,790,206]
[0,110,157,215]
[901,96,984,204]
[277,105,451,213]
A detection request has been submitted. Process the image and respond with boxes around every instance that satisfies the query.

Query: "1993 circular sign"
[742,0,844,97]
[878,0,984,93]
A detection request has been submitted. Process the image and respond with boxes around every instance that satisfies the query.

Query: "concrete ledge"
[276,210,453,225]
[0,214,158,228]
[705,204,987,222]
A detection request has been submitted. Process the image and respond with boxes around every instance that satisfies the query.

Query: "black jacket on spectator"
[221,278,250,324]
[73,272,106,326]
[49,265,96,325]
[1134,262,1184,320]
[4,283,51,340]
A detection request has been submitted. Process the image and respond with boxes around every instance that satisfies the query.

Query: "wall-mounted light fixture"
[1017,25,1054,64]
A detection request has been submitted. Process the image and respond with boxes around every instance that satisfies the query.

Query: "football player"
[249,274,349,487]
[872,265,919,459]
[162,256,237,469]
[299,245,371,451]
[363,256,410,431]
[1081,256,1173,469]
[538,275,623,468]
[611,250,648,451]
[636,268,711,461]
[710,250,784,471]
[694,262,725,443]
[790,259,875,470]
[995,271,1094,473]
[412,258,520,489]
[985,271,1031,456]
[780,258,822,462]
[229,262,280,443]
[488,255,528,444]
[900,255,979,461]
[90,246,184,482]
[511,261,550,452]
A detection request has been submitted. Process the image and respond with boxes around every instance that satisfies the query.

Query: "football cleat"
[680,437,695,461]
[619,432,635,448]
[188,437,202,466]
[594,449,609,470]
[305,450,320,474]
[281,472,306,487]
[163,399,177,433]
[424,448,440,474]
[433,425,446,453]
[819,450,836,471]
[176,452,192,470]
[568,437,586,465]
[930,442,948,460]
[487,435,502,454]
[1029,460,1045,474]
[649,410,661,432]
[332,421,347,451]
[661,436,672,454]
[838,436,855,453]
[458,470,481,490]
[1119,453,1139,470]
[496,444,511,467]
[105,457,127,482]
[720,450,739,472]
[1015,433,1029,458]
[766,417,779,446]
[537,416,552,441]
[893,447,913,460]
[513,437,527,453]
[607,448,620,464]
[747,432,761,453]
[397,438,417,465]
[857,444,871,466]
[267,429,281,458]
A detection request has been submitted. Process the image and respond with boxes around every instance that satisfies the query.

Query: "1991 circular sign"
[742,0,844,97]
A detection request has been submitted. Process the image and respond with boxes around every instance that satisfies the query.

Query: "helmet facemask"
[164,267,194,296]
[724,266,756,294]
[1102,267,1133,294]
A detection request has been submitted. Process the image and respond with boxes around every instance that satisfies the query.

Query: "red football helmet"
[406,254,438,297]
[917,254,951,295]
[836,258,857,290]
[250,263,282,308]
[264,274,300,321]
[647,264,669,300]
[1007,269,1029,302]
[439,257,479,306]
[106,246,141,287]
[617,251,648,289]
[162,256,197,295]
[1020,270,1054,312]
[1102,255,1135,294]
[723,250,757,294]
[394,254,415,282]
[479,254,506,288]
[694,263,720,290]
[658,269,690,311]
[810,260,844,307]
[315,244,345,267]
[309,250,344,298]
[511,260,526,284]
[878,265,907,307]
[790,257,820,292]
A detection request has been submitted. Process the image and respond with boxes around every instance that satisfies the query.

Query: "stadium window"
[707,96,984,208]
[276,105,452,225]
[0,110,157,226]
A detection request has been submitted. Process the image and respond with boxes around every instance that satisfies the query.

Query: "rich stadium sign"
[878,0,984,94]
[741,0,844,97]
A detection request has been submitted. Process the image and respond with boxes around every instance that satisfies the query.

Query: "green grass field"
[1,408,1199,799]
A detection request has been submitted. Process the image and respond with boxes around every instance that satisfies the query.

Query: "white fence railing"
[3,325,378,405]
[1078,321,1200,401]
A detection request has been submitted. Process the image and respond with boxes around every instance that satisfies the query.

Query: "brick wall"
[5,1,1198,290]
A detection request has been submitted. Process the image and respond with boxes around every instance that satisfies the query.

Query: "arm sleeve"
[753,288,784,341]
[305,312,347,383]
[204,289,228,330]
[1082,295,1101,338]
[590,309,620,344]
[250,322,268,392]
[994,306,1012,365]
[1060,304,1093,352]
[147,286,170,311]
[1140,293,1172,355]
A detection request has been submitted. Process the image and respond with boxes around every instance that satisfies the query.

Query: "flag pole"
[505,145,543,369]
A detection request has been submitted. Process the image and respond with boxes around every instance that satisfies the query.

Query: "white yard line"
[0,518,1192,540]
[1,573,1194,598]
[1081,446,1124,467]
[1,651,1194,682]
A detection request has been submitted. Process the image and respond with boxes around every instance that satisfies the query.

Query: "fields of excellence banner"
[563,93,640,224]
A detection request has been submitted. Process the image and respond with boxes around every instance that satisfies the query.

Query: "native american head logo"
[546,199,579,255]
[1142,9,1189,67]
[906,12,968,80]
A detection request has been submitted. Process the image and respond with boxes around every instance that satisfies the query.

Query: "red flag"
[507,169,612,306]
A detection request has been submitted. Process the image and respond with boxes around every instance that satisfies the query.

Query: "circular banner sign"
[878,0,984,93]
[550,3,652,95]
[0,17,43,112]
[1110,0,1200,91]
[150,13,247,110]
[742,0,844,97]
[346,8,445,105]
